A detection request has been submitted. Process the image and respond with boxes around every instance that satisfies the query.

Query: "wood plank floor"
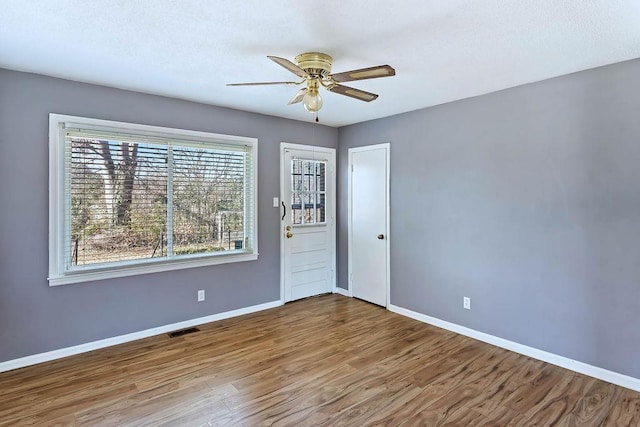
[1,295,639,426]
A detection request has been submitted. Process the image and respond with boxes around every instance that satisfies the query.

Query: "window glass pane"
[304,193,315,223]
[291,159,302,192]
[172,147,245,255]
[316,193,326,223]
[293,208,303,225]
[291,192,302,225]
[304,161,315,192]
[316,162,325,192]
[292,159,301,175]
[69,139,167,266]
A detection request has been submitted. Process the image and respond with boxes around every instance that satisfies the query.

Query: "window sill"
[48,252,259,286]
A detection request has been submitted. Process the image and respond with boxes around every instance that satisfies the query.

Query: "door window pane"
[291,192,302,225]
[290,159,326,225]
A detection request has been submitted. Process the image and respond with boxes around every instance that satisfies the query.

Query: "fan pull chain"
[312,112,317,145]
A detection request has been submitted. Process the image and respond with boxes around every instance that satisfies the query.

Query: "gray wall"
[0,69,337,363]
[337,59,640,379]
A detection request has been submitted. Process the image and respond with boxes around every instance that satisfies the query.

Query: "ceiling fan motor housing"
[295,52,333,77]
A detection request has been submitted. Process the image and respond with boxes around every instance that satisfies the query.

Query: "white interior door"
[281,144,335,303]
[349,144,390,307]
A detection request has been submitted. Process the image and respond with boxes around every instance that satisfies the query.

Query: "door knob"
[377,234,384,240]
[286,231,293,238]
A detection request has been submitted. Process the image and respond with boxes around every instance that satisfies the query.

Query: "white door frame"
[347,143,391,307]
[280,142,336,303]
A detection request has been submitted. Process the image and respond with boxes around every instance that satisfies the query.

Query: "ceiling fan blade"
[227,81,301,86]
[288,88,308,105]
[268,56,309,79]
[329,65,395,82]
[328,84,379,102]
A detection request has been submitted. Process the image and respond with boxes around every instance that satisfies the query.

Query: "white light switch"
[273,197,279,208]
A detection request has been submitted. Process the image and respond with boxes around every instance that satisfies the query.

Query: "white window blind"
[49,114,258,285]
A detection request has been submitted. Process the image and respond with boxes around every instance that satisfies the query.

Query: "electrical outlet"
[197,290,205,302]
[463,297,471,310]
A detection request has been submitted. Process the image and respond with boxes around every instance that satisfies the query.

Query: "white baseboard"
[333,287,351,297]
[388,304,640,393]
[0,300,282,374]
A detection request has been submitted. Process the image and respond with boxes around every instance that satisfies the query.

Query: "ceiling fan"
[227,52,395,116]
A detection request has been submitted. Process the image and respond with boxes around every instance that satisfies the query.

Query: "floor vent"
[167,327,200,338]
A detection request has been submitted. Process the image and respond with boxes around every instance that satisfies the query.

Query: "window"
[290,159,326,225]
[49,114,258,285]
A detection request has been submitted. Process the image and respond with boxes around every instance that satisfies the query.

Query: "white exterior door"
[349,144,390,307]
[281,144,335,302]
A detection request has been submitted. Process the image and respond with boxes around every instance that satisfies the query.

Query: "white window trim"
[48,113,258,286]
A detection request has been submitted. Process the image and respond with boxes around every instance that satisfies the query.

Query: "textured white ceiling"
[1,0,639,127]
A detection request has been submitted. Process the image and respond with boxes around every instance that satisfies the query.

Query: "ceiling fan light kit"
[302,78,323,113]
[228,52,395,117]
